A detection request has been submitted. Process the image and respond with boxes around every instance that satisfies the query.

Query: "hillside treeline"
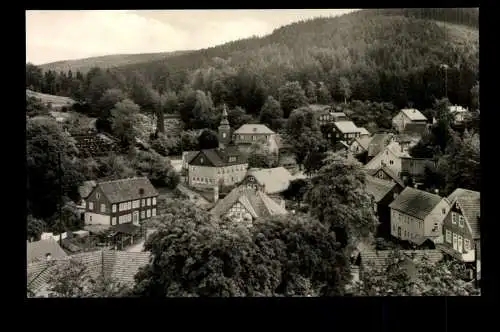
[26,9,479,129]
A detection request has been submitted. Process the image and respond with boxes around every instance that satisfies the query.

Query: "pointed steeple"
[220,104,230,126]
[218,104,231,148]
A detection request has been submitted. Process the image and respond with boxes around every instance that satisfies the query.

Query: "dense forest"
[27,8,479,118]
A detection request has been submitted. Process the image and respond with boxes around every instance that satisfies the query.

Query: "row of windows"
[445,230,471,252]
[110,208,157,225]
[392,224,420,240]
[192,175,241,184]
[88,198,156,212]
[451,212,466,227]
[235,135,269,141]
[190,165,245,174]
[394,214,423,229]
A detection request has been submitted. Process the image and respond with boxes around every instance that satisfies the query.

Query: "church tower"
[218,104,231,148]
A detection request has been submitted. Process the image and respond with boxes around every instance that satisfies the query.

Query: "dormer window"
[96,193,100,199]
[200,157,204,164]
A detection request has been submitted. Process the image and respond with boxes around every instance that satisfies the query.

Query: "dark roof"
[211,186,287,219]
[191,147,247,167]
[27,239,68,264]
[448,189,480,239]
[365,176,397,203]
[79,180,97,199]
[366,166,405,188]
[96,177,158,204]
[389,187,445,220]
[403,122,428,135]
[360,249,443,271]
[27,250,151,295]
[368,133,393,157]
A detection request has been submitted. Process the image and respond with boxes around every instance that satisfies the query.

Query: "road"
[126,240,145,252]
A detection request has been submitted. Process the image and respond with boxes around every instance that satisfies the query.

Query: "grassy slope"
[38,50,192,73]
[26,89,76,106]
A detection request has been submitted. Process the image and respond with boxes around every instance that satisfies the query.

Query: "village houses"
[364,141,411,178]
[392,108,428,134]
[232,124,280,155]
[388,187,450,246]
[83,177,159,227]
[331,120,362,144]
[210,185,288,224]
[437,188,480,264]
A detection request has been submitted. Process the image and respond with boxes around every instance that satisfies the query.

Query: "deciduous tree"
[278,81,308,118]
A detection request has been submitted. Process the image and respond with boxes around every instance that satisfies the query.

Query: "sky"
[26,9,359,65]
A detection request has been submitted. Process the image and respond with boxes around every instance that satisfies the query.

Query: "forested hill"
[27,8,479,115]
[38,50,192,74]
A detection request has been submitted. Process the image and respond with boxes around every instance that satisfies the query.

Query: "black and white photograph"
[26,8,480,297]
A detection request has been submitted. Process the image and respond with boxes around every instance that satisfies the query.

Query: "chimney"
[213,186,219,203]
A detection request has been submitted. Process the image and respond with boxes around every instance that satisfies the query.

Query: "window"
[464,239,470,251]
[127,201,132,210]
[132,200,140,209]
[252,136,256,141]
[200,157,204,163]
[147,209,151,218]
[147,198,151,206]
[152,197,156,205]
[453,233,458,249]
[112,204,116,213]
[451,212,458,224]
[442,208,446,215]
[152,208,157,217]
[459,216,465,227]
[458,235,463,253]
[100,204,106,213]
[389,160,394,165]
[446,230,452,243]
[111,217,116,225]
[141,211,145,219]
[96,193,100,199]
[89,202,94,210]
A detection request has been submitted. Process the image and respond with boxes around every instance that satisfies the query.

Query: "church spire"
[218,104,231,148]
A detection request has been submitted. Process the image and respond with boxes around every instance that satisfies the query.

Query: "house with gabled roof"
[84,177,159,228]
[392,108,428,134]
[366,165,405,188]
[365,175,404,237]
[332,121,361,144]
[367,133,394,160]
[364,141,411,178]
[27,250,150,297]
[350,136,373,156]
[232,123,280,154]
[187,147,248,189]
[438,189,480,264]
[210,185,287,224]
[241,167,294,208]
[389,187,450,246]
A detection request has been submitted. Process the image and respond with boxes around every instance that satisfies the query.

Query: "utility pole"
[440,64,449,99]
[58,152,63,246]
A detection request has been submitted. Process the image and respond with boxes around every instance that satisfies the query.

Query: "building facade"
[84,177,159,227]
[392,108,428,133]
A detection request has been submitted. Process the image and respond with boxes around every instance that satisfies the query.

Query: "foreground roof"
[27,239,68,264]
[389,187,445,220]
[246,167,294,194]
[211,186,287,219]
[234,124,275,135]
[27,250,151,295]
[97,177,158,204]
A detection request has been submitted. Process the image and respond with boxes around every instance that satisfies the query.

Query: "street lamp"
[440,64,449,99]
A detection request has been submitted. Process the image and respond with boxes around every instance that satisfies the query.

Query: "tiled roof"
[334,121,359,134]
[448,189,480,239]
[97,177,158,204]
[27,239,68,264]
[27,250,151,295]
[79,180,97,199]
[389,187,445,220]
[365,175,397,203]
[211,186,287,219]
[354,136,373,151]
[360,249,443,271]
[367,133,393,157]
[447,188,479,204]
[246,167,294,194]
[401,109,427,121]
[234,124,275,135]
[190,147,246,167]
